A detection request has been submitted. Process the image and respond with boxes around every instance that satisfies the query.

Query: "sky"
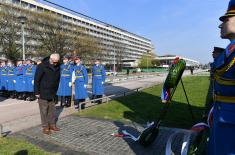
[40,0,229,64]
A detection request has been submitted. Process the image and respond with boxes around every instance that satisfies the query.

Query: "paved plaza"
[12,116,195,155]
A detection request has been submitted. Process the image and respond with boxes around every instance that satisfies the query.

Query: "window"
[29,4,36,9]
[12,0,20,4]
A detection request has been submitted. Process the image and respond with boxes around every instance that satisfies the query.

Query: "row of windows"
[12,0,152,48]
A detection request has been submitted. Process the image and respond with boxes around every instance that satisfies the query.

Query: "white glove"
[102,81,104,85]
[13,80,16,83]
[69,82,72,87]
[32,80,34,85]
[84,84,87,88]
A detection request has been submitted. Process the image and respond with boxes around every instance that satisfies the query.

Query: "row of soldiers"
[0,59,37,101]
[0,55,106,109]
[57,55,106,109]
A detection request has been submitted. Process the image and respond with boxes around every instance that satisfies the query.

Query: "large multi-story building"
[156,55,200,68]
[0,0,154,65]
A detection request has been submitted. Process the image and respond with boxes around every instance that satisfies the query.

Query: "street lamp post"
[147,51,149,73]
[113,49,116,74]
[18,16,27,61]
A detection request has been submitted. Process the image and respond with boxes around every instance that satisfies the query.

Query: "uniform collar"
[226,38,235,57]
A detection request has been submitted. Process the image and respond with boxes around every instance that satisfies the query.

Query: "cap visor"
[219,14,235,21]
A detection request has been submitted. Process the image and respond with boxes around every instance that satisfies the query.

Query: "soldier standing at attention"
[6,60,16,98]
[0,60,8,97]
[24,59,36,101]
[208,0,235,154]
[72,55,88,109]
[92,59,106,104]
[57,55,73,107]
[15,60,25,100]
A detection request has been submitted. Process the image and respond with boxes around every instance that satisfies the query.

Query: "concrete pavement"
[12,116,196,155]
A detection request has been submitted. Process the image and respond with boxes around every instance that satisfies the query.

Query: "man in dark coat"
[34,53,60,135]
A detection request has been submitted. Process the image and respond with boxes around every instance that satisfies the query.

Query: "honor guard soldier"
[25,59,36,101]
[15,60,25,99]
[0,60,8,97]
[208,1,235,154]
[6,60,16,98]
[72,55,88,109]
[92,59,106,104]
[57,55,73,107]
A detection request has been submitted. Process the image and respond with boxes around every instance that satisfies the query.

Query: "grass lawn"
[0,137,58,155]
[78,76,210,129]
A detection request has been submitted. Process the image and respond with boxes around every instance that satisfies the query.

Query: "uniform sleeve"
[83,67,88,85]
[102,66,106,82]
[34,64,44,95]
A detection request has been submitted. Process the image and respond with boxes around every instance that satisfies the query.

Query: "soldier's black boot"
[65,96,71,107]
[17,92,23,100]
[74,100,79,109]
[91,95,95,103]
[12,92,16,98]
[12,91,17,99]
[79,99,86,109]
[60,96,65,107]
[64,96,69,107]
[4,90,10,98]
[23,92,27,101]
[97,95,102,104]
[26,92,31,101]
[29,93,36,101]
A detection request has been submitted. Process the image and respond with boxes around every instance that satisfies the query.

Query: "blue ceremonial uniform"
[74,64,88,100]
[92,64,106,96]
[208,39,235,155]
[25,64,36,92]
[0,66,8,91]
[15,65,25,92]
[7,66,16,91]
[57,63,73,96]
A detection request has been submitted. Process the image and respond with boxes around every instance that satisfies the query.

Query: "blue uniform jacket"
[15,65,25,92]
[0,66,8,91]
[57,63,73,96]
[73,64,88,100]
[208,39,235,155]
[7,66,16,91]
[25,64,36,92]
[92,64,106,96]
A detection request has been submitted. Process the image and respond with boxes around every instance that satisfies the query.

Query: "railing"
[78,87,142,111]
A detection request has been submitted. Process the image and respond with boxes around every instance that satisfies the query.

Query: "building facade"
[0,0,154,64]
[156,55,200,68]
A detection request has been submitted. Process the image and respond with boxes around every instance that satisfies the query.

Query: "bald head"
[50,53,60,65]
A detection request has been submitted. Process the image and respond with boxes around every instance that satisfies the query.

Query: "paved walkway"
[12,116,196,155]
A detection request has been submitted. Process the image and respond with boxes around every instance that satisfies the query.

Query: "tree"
[31,12,101,62]
[0,7,22,62]
[138,53,155,68]
[151,59,160,67]
[73,33,101,65]
[113,42,126,71]
[31,12,72,57]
